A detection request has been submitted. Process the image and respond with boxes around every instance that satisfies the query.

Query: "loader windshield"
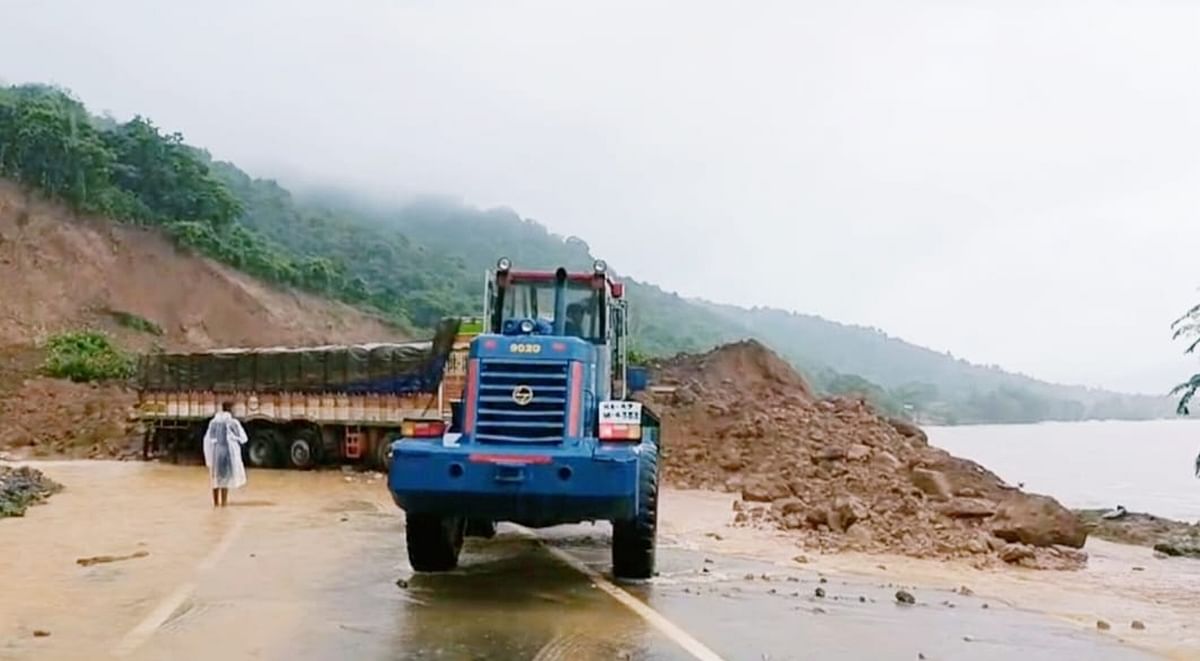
[500,280,602,340]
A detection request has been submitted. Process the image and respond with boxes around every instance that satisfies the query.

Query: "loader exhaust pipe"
[552,267,568,336]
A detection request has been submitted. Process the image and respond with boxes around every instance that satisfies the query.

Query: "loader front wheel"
[406,513,465,572]
[612,438,659,580]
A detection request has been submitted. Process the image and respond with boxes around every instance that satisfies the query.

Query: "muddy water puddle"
[0,462,1168,660]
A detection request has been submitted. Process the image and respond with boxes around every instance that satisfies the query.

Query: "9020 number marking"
[509,343,542,354]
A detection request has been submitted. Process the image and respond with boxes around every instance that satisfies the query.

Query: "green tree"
[0,87,114,209]
[103,117,241,225]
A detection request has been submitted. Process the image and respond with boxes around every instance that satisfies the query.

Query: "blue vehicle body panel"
[388,332,644,527]
[388,439,640,527]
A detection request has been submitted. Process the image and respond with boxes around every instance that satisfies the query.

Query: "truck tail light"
[402,419,446,438]
[567,361,583,437]
[463,359,479,435]
[599,423,642,442]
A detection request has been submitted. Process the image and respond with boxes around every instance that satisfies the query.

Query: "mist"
[2,0,1197,393]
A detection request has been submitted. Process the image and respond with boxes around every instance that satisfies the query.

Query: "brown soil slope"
[0,180,402,351]
[0,180,405,458]
[644,340,1090,568]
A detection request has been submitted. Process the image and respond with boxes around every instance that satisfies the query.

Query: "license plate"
[599,400,642,425]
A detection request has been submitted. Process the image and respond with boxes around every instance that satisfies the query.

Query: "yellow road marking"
[513,526,726,661]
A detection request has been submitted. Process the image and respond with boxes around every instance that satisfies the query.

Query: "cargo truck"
[136,318,480,470]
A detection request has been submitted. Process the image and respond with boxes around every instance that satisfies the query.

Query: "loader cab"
[485,258,616,345]
[482,258,640,398]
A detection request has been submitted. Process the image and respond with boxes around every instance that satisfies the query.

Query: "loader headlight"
[593,259,607,274]
[519,319,535,334]
[497,257,512,272]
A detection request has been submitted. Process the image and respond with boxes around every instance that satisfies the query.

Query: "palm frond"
[1172,302,1200,328]
[1171,374,1200,415]
[1172,321,1200,341]
[1188,336,1200,355]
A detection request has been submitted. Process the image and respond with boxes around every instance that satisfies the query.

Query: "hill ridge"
[0,81,1172,424]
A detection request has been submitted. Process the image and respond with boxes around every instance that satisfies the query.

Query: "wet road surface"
[0,462,1159,660]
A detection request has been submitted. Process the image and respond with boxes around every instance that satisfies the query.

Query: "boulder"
[1050,545,1089,564]
[887,417,928,443]
[772,497,807,516]
[965,536,989,555]
[871,450,902,471]
[1152,535,1200,559]
[910,468,953,501]
[936,497,997,519]
[991,494,1087,548]
[985,534,1005,552]
[805,508,829,527]
[717,454,745,471]
[742,478,790,502]
[787,479,812,498]
[827,495,868,532]
[845,522,874,546]
[846,444,871,461]
[999,543,1036,564]
[817,446,847,462]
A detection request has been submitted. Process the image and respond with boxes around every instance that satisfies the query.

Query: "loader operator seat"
[564,303,585,338]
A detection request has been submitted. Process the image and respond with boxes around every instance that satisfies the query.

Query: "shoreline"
[1076,508,1200,558]
[660,488,1200,660]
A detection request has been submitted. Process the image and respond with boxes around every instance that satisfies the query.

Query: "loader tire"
[406,513,465,572]
[611,437,658,580]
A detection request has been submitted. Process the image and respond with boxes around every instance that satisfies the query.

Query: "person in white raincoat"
[203,401,248,507]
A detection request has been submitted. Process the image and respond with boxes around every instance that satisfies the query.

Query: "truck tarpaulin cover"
[138,319,461,395]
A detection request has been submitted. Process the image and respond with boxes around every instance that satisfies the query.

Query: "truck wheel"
[612,439,659,580]
[286,429,319,471]
[245,428,283,469]
[406,513,465,572]
[375,435,397,472]
[465,518,497,539]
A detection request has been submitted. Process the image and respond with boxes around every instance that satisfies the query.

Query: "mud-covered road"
[0,463,1159,660]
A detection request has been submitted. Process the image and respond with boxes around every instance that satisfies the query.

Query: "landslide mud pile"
[0,466,62,517]
[644,340,1089,569]
[0,375,139,460]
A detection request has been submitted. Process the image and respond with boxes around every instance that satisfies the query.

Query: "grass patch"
[42,330,135,382]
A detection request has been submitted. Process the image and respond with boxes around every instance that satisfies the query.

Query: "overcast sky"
[3,0,1198,393]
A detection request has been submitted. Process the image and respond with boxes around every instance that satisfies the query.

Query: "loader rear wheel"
[406,513,465,572]
[612,438,659,580]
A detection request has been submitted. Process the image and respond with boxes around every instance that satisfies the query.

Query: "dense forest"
[0,83,1174,424]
